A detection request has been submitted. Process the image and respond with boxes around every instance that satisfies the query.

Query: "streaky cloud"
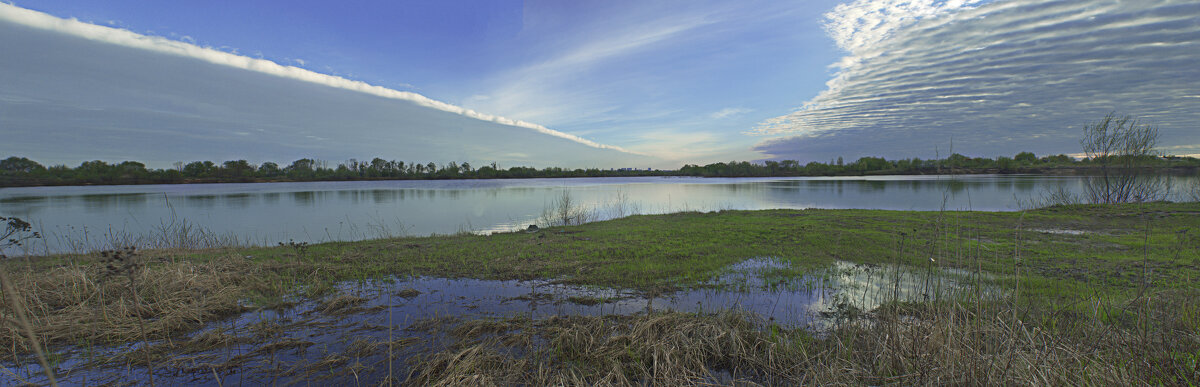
[753,0,1200,162]
[0,3,640,155]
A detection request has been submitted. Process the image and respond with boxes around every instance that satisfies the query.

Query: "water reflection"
[222,193,254,208]
[1,175,1196,254]
[80,193,150,211]
[184,194,218,209]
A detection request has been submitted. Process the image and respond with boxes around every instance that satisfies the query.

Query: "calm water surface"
[1,174,1191,253]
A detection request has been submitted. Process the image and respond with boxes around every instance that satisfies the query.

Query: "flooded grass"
[1,202,1199,384]
[1,259,999,385]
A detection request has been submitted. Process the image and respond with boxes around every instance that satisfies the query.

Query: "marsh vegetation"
[1,200,1198,385]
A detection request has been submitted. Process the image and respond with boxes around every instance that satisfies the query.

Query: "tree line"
[1,152,1196,187]
[0,157,668,186]
[681,152,1198,178]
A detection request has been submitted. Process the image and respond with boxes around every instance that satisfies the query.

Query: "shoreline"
[2,203,1198,384]
[4,164,1197,189]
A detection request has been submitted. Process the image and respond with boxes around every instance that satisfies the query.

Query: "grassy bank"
[2,202,1199,384]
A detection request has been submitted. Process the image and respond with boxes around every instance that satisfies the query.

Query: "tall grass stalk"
[0,269,58,387]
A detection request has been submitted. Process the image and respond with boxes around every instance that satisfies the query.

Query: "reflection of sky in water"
[4,258,1000,385]
[1,175,1195,253]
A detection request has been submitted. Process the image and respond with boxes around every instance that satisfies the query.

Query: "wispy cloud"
[710,107,752,119]
[465,8,720,127]
[0,3,639,155]
[752,0,1200,161]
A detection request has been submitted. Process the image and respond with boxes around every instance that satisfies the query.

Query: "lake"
[1,174,1193,254]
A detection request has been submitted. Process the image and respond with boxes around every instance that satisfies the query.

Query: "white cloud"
[710,107,752,119]
[753,0,1200,161]
[823,0,986,58]
[0,3,640,155]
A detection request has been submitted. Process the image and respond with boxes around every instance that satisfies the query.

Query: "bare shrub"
[603,190,641,219]
[538,191,596,227]
[1080,112,1170,203]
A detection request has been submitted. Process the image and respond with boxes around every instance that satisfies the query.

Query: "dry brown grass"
[0,253,259,359]
[408,293,1200,386]
[319,294,369,315]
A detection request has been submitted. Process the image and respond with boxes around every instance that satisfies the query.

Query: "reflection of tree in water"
[1011,177,1038,192]
[859,180,887,193]
[290,191,331,206]
[717,182,772,194]
[944,180,967,194]
[0,196,48,205]
[182,194,217,209]
[335,190,359,203]
[80,193,150,211]
[369,189,400,203]
[220,193,254,209]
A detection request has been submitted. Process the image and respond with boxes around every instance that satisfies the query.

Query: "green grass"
[4,202,1197,354]
[186,201,1199,297]
[18,202,1200,297]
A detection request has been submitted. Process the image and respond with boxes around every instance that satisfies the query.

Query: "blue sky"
[1,0,1198,168]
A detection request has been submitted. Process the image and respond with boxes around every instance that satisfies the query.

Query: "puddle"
[4,258,1000,385]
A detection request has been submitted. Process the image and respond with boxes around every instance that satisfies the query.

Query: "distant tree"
[477,163,497,177]
[805,161,832,175]
[851,156,890,172]
[368,158,388,176]
[334,164,353,178]
[765,160,780,174]
[1040,154,1074,164]
[285,159,316,179]
[1014,151,1037,164]
[995,156,1015,172]
[258,162,281,177]
[183,161,216,178]
[47,165,71,179]
[115,161,148,180]
[946,153,969,169]
[77,160,114,180]
[0,157,44,174]
[222,160,254,178]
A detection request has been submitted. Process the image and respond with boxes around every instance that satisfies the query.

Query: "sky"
[1,0,1197,169]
